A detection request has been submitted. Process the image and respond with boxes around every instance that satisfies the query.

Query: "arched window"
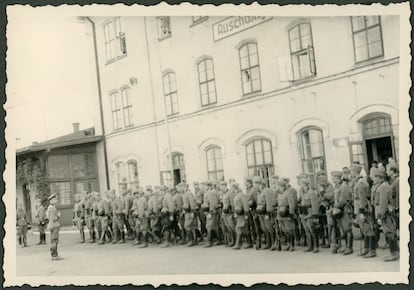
[197,58,217,106]
[363,115,392,138]
[162,72,179,116]
[115,162,127,193]
[245,138,273,186]
[239,42,261,95]
[298,127,326,186]
[127,160,139,190]
[206,146,224,181]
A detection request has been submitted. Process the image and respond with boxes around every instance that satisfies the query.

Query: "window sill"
[291,75,317,85]
[353,55,385,69]
[105,54,127,66]
[242,91,262,99]
[201,102,217,108]
[158,34,172,42]
[167,112,179,118]
[190,17,209,27]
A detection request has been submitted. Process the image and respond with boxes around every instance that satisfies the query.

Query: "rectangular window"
[288,23,316,80]
[121,87,133,127]
[198,58,217,106]
[239,42,262,95]
[71,153,97,178]
[50,182,72,206]
[349,142,366,169]
[48,155,70,179]
[104,17,127,62]
[160,171,172,186]
[162,72,179,116]
[351,16,384,63]
[157,17,172,40]
[110,91,122,130]
[206,146,224,181]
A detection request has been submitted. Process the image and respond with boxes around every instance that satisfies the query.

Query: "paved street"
[17,231,399,276]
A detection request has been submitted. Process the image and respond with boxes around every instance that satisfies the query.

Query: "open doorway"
[365,136,394,168]
[172,152,186,186]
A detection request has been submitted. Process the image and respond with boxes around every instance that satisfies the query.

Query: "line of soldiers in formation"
[63,162,399,262]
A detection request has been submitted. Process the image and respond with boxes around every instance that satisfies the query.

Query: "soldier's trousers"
[94,217,102,238]
[184,212,197,231]
[197,209,207,235]
[99,216,109,241]
[50,227,59,257]
[222,213,235,233]
[247,213,261,242]
[235,214,248,235]
[17,225,28,246]
[85,216,95,240]
[112,215,125,241]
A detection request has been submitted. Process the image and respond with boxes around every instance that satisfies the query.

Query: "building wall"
[91,16,400,189]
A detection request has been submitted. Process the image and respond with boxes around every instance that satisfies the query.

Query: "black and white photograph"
[4,2,411,286]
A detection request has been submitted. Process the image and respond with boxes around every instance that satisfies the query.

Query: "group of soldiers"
[69,162,399,262]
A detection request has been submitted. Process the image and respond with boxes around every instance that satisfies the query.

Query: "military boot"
[358,236,369,256]
[233,233,242,250]
[384,237,399,262]
[36,234,43,245]
[304,233,313,252]
[364,236,377,258]
[269,232,276,251]
[243,235,253,249]
[343,232,353,255]
[262,233,271,250]
[312,233,319,253]
[204,232,213,248]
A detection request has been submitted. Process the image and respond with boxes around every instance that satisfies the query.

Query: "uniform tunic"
[233,192,249,234]
[35,205,47,234]
[222,189,235,231]
[203,189,220,231]
[333,182,352,235]
[46,204,60,243]
[148,195,161,229]
[301,189,321,233]
[183,191,198,230]
[376,181,396,236]
[277,188,297,233]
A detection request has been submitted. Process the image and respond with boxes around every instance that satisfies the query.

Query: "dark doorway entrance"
[172,152,186,186]
[173,169,181,186]
[365,136,394,168]
[23,184,32,223]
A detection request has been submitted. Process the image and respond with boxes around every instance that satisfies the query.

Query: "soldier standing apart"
[331,171,353,255]
[203,181,220,248]
[301,179,321,253]
[73,193,86,243]
[277,178,297,251]
[46,194,63,260]
[351,164,376,258]
[232,183,251,249]
[221,181,236,247]
[182,183,198,246]
[375,169,399,262]
[17,203,28,248]
[35,198,47,245]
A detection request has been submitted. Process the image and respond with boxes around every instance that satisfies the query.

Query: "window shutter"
[277,56,294,82]
[308,45,316,76]
[120,33,127,54]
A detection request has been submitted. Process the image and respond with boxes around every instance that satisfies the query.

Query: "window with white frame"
[104,17,127,62]
[206,146,224,181]
[239,42,262,95]
[192,16,208,25]
[351,16,384,63]
[198,58,217,106]
[245,138,274,186]
[110,91,122,130]
[157,17,172,40]
[116,162,128,193]
[162,72,179,116]
[127,160,139,190]
[121,87,133,127]
[299,127,326,187]
[288,23,316,80]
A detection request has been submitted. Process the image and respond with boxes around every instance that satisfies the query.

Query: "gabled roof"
[16,127,103,155]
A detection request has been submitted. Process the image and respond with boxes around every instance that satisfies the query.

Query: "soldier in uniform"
[331,171,353,255]
[388,165,399,230]
[202,180,221,247]
[124,189,136,241]
[148,186,162,243]
[245,176,262,250]
[221,180,236,247]
[17,203,28,248]
[300,179,321,253]
[182,182,198,246]
[256,176,277,250]
[160,187,176,248]
[375,169,399,261]
[131,190,142,246]
[84,191,96,243]
[174,184,186,244]
[194,181,207,238]
[73,193,86,243]
[269,175,282,251]
[318,175,334,248]
[351,164,376,258]
[371,168,382,248]
[97,191,111,245]
[112,189,126,244]
[35,198,47,245]
[46,194,63,260]
[277,178,297,251]
[232,183,251,249]
[137,188,151,248]
[297,173,310,247]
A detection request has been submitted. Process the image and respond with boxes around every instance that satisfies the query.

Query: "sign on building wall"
[212,16,273,41]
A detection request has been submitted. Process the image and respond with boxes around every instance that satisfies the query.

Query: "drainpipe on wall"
[84,16,111,191]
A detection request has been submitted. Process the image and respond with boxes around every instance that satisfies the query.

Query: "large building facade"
[87,15,399,191]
